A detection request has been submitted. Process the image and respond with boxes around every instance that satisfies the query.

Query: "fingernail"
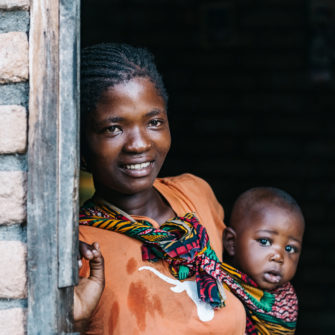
[92,249,98,256]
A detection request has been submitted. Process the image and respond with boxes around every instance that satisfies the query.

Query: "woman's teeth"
[125,162,151,170]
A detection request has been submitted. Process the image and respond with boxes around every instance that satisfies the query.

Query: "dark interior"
[81,1,335,333]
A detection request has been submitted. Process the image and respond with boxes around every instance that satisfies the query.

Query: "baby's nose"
[270,249,284,263]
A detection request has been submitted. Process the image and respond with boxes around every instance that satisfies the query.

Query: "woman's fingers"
[79,240,94,260]
[74,241,105,326]
[87,242,105,286]
[78,241,105,284]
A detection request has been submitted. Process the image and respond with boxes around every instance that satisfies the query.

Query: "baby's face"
[233,205,304,290]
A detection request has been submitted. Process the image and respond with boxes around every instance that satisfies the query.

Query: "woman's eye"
[149,119,162,127]
[104,126,121,135]
[285,245,298,254]
[258,238,271,246]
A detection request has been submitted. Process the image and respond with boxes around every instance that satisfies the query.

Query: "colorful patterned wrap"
[79,199,298,335]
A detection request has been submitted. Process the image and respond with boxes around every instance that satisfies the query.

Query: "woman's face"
[85,77,171,196]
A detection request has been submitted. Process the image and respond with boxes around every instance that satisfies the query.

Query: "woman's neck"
[94,186,175,225]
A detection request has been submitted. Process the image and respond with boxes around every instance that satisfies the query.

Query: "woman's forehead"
[97,77,165,108]
[88,79,166,125]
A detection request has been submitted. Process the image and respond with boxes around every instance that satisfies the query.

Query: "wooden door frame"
[27,0,80,333]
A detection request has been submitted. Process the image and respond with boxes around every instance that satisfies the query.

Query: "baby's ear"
[223,227,236,257]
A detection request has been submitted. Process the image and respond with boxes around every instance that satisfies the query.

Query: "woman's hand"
[74,241,105,333]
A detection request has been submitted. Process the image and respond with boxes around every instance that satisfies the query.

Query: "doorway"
[80,1,335,334]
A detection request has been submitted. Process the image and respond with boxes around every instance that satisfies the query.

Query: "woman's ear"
[80,155,90,172]
[223,227,237,257]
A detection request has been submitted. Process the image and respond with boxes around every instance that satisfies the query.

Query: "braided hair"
[81,43,168,115]
[80,43,168,163]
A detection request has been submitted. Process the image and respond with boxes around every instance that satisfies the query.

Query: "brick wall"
[82,0,335,333]
[0,0,29,333]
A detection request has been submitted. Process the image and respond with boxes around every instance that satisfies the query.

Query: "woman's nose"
[123,128,151,153]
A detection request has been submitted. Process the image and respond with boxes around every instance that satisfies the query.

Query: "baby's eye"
[148,119,163,127]
[285,245,298,254]
[258,238,271,246]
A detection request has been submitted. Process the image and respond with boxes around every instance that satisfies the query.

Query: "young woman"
[78,43,246,334]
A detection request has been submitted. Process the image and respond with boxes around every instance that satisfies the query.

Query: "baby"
[222,187,305,334]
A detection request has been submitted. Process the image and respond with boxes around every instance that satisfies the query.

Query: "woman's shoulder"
[157,173,212,190]
[155,173,219,207]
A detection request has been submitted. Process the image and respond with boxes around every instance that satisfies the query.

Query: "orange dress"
[79,173,246,335]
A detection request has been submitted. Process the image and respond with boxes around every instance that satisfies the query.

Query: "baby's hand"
[74,241,105,332]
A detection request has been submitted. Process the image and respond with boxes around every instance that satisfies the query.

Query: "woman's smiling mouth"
[120,161,154,177]
[124,162,151,170]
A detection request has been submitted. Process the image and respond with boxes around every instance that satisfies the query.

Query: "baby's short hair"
[230,187,304,229]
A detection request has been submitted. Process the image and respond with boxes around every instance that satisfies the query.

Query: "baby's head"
[223,187,305,291]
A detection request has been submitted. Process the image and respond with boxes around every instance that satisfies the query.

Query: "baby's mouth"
[263,271,282,284]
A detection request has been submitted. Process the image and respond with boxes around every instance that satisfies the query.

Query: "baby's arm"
[74,241,105,333]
